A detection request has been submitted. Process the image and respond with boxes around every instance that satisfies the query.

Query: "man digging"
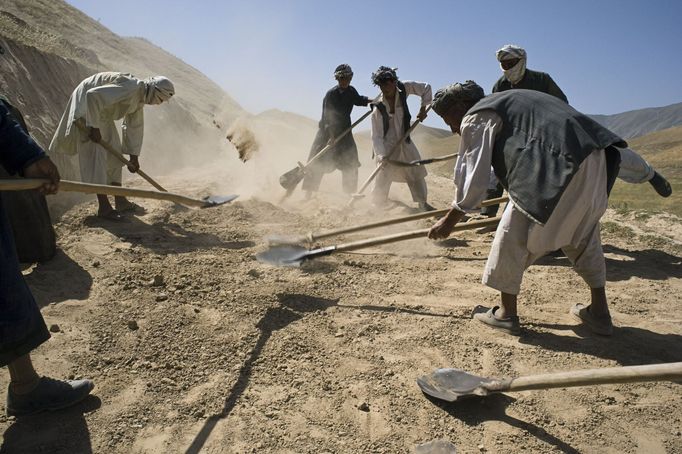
[428,81,625,336]
[50,72,175,221]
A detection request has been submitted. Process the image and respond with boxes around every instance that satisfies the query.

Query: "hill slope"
[590,101,682,139]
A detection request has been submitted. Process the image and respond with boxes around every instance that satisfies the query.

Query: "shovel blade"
[202,194,239,207]
[279,167,304,191]
[256,245,309,267]
[417,368,495,402]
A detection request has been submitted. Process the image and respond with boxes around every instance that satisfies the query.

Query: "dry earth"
[0,171,680,454]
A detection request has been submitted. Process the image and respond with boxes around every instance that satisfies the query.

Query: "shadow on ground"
[24,248,92,307]
[0,395,101,454]
[184,294,338,454]
[83,215,255,254]
[427,393,579,453]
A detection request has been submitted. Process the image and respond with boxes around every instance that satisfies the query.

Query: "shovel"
[385,152,458,167]
[417,362,682,403]
[267,196,509,245]
[279,96,379,193]
[0,179,238,208]
[347,104,433,208]
[257,216,501,267]
[76,122,168,192]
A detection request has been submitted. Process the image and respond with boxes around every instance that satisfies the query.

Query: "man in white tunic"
[369,67,434,211]
[50,72,175,220]
[429,81,625,336]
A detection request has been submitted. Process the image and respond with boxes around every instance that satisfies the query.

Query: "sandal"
[570,303,613,336]
[115,201,146,214]
[472,305,521,335]
[649,172,672,198]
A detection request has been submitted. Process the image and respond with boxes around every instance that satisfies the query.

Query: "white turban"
[496,44,526,85]
[144,76,175,104]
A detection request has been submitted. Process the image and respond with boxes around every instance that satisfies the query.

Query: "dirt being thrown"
[226,121,259,162]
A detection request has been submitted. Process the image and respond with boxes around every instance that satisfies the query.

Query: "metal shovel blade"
[417,368,498,402]
[415,440,457,454]
[202,194,239,207]
[256,245,310,267]
[279,167,304,191]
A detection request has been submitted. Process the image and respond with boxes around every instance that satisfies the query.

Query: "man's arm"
[0,104,60,193]
[403,81,432,121]
[545,74,568,104]
[429,111,503,239]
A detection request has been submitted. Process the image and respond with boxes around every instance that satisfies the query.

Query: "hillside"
[590,101,682,139]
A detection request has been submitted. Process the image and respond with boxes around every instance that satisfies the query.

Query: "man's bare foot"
[115,199,145,214]
[97,208,125,222]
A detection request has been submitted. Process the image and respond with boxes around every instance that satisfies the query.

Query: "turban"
[144,76,175,104]
[432,81,485,116]
[371,66,397,85]
[334,64,353,79]
[496,44,527,62]
[496,44,527,84]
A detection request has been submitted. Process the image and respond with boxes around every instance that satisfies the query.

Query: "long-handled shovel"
[257,216,501,267]
[279,95,380,195]
[386,152,458,167]
[0,179,238,208]
[76,122,168,192]
[347,104,433,208]
[267,196,509,245]
[417,362,682,403]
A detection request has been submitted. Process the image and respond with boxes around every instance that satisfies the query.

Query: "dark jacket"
[492,68,568,104]
[0,103,51,366]
[468,90,624,224]
[308,85,369,171]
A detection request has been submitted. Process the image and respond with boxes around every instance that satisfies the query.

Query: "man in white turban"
[482,44,672,218]
[50,72,175,220]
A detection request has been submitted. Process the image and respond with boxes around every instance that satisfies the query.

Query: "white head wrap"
[144,76,175,104]
[496,44,527,85]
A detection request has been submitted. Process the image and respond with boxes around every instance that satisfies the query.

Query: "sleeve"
[452,111,503,212]
[121,107,145,156]
[319,92,331,131]
[84,83,139,129]
[0,104,46,175]
[351,87,370,107]
[370,107,387,158]
[545,75,568,104]
[403,81,433,107]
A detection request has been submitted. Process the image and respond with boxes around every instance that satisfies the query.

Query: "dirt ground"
[0,172,681,454]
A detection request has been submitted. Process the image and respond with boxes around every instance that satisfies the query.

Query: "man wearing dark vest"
[1,103,94,416]
[482,44,672,218]
[302,64,370,197]
[429,81,622,336]
[369,66,434,211]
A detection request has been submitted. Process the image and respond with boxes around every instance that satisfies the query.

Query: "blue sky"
[68,0,682,127]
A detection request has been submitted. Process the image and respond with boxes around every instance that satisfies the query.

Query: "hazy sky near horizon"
[68,0,682,127]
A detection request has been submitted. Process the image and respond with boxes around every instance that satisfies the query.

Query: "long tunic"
[307,85,369,172]
[49,72,147,184]
[453,111,608,294]
[0,103,51,366]
[370,81,432,183]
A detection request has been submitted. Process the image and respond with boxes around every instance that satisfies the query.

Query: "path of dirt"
[1,174,681,453]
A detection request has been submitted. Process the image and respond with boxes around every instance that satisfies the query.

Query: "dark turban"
[371,66,398,85]
[334,64,353,79]
[432,81,485,116]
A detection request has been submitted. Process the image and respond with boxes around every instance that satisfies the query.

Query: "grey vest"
[468,90,625,224]
[372,81,412,144]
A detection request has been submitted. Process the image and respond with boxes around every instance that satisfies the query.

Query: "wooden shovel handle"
[314,196,508,242]
[305,95,380,169]
[334,216,502,253]
[75,122,168,192]
[0,179,207,208]
[504,362,682,392]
